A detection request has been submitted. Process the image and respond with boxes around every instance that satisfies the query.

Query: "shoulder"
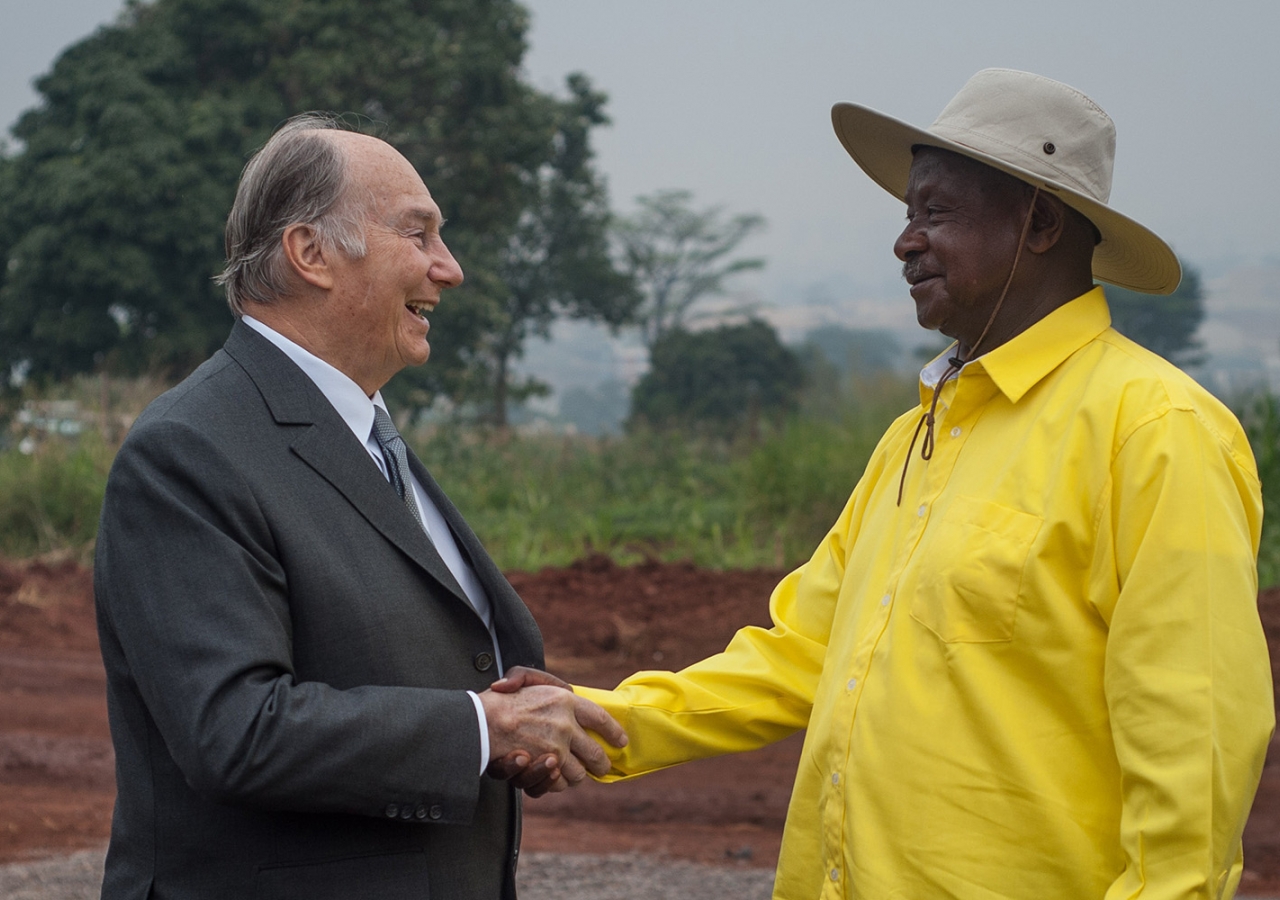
[134,349,254,428]
[1086,329,1254,472]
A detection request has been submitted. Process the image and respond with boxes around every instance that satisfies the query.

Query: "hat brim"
[831,102,1181,295]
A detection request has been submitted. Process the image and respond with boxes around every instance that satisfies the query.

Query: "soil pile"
[0,554,1277,889]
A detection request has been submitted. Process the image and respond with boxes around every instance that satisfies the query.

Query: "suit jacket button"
[399,805,413,820]
[385,803,400,818]
[473,651,494,672]
[429,805,444,820]
[415,805,428,820]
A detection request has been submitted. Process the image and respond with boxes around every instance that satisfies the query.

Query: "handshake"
[479,667,627,798]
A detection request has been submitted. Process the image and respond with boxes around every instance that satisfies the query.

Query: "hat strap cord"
[896,186,1041,506]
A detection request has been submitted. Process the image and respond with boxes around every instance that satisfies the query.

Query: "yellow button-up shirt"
[577,288,1274,899]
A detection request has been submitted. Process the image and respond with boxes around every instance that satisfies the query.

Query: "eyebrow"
[400,207,444,229]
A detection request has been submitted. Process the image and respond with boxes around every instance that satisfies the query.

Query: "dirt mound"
[1244,586,1280,895]
[0,554,1277,888]
[509,554,785,688]
[0,557,96,654]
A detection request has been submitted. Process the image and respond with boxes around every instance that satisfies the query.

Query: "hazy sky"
[3,0,1278,328]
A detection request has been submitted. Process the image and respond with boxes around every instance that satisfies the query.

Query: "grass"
[0,432,114,560]
[6,372,1280,589]
[1239,392,1280,588]
[410,419,883,571]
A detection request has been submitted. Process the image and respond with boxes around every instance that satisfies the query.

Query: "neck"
[244,299,380,397]
[956,268,1093,359]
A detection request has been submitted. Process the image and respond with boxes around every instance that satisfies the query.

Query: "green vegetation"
[6,375,1280,590]
[629,319,805,436]
[1240,392,1280,587]
[414,407,891,572]
[0,433,113,560]
[0,377,907,570]
[615,189,766,349]
[0,0,627,422]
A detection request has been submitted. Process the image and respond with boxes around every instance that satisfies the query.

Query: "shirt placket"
[819,376,983,898]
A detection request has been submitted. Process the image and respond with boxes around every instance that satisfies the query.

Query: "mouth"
[906,273,941,296]
[405,300,436,323]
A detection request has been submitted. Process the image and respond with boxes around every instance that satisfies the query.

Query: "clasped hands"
[479,666,626,798]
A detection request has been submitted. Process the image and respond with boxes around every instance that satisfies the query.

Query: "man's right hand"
[479,671,626,797]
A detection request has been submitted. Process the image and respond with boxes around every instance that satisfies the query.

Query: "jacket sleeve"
[1095,407,1274,899]
[95,416,485,822]
[574,488,864,780]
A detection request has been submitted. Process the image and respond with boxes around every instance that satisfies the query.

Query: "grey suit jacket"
[94,321,544,899]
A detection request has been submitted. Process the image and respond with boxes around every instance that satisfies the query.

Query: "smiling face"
[894,148,1031,353]
[323,134,464,393]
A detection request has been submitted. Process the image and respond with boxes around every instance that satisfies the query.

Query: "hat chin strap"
[896,185,1041,507]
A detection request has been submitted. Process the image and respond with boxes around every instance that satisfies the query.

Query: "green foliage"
[0,434,114,558]
[629,319,805,435]
[1239,392,1280,587]
[0,0,620,418]
[615,190,765,348]
[15,376,1280,588]
[1107,265,1205,367]
[462,73,638,426]
[743,414,889,564]
[415,395,900,570]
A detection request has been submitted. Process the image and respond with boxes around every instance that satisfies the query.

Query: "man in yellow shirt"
[503,68,1275,898]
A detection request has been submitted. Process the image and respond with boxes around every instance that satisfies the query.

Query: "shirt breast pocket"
[910,496,1043,643]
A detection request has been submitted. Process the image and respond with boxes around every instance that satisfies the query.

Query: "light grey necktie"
[371,406,426,532]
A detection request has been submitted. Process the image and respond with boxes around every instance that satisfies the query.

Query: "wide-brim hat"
[831,68,1180,294]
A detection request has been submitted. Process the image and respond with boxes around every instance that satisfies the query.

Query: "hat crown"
[928,68,1116,204]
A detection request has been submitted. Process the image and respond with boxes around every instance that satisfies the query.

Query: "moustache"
[902,260,927,283]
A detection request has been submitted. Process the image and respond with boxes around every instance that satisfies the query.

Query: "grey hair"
[217,113,370,316]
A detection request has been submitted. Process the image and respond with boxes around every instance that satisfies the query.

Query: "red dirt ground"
[0,554,1277,891]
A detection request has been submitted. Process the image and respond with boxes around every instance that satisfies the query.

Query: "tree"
[615,190,765,349]
[0,0,621,419]
[1106,264,1205,367]
[466,74,636,427]
[629,318,805,435]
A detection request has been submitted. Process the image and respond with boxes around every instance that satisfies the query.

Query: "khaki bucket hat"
[831,68,1181,294]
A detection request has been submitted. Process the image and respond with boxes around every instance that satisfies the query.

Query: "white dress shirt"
[243,316,497,774]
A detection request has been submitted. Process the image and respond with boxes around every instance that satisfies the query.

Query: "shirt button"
[473,651,495,672]
[917,504,926,517]
[384,803,399,819]
[831,867,840,881]
[428,805,444,820]
[950,426,962,437]
[880,593,891,607]
[831,772,839,786]
[846,678,857,691]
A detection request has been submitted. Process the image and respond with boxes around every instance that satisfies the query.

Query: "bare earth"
[1,554,1277,896]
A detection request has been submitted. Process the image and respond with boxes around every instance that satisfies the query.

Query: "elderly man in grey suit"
[93,114,625,900]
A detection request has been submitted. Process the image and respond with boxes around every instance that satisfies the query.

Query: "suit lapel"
[222,322,473,610]
[407,452,545,669]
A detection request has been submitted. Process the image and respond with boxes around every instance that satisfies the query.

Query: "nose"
[432,241,464,289]
[894,218,926,262]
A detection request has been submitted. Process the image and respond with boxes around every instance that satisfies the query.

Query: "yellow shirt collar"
[921,286,1112,406]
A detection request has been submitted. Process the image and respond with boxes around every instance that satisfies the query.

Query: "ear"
[281,223,334,290]
[1025,193,1067,255]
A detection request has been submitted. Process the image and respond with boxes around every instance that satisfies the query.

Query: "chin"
[407,344,431,368]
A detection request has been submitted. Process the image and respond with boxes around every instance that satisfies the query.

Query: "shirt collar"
[918,286,1111,404]
[241,316,386,443]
